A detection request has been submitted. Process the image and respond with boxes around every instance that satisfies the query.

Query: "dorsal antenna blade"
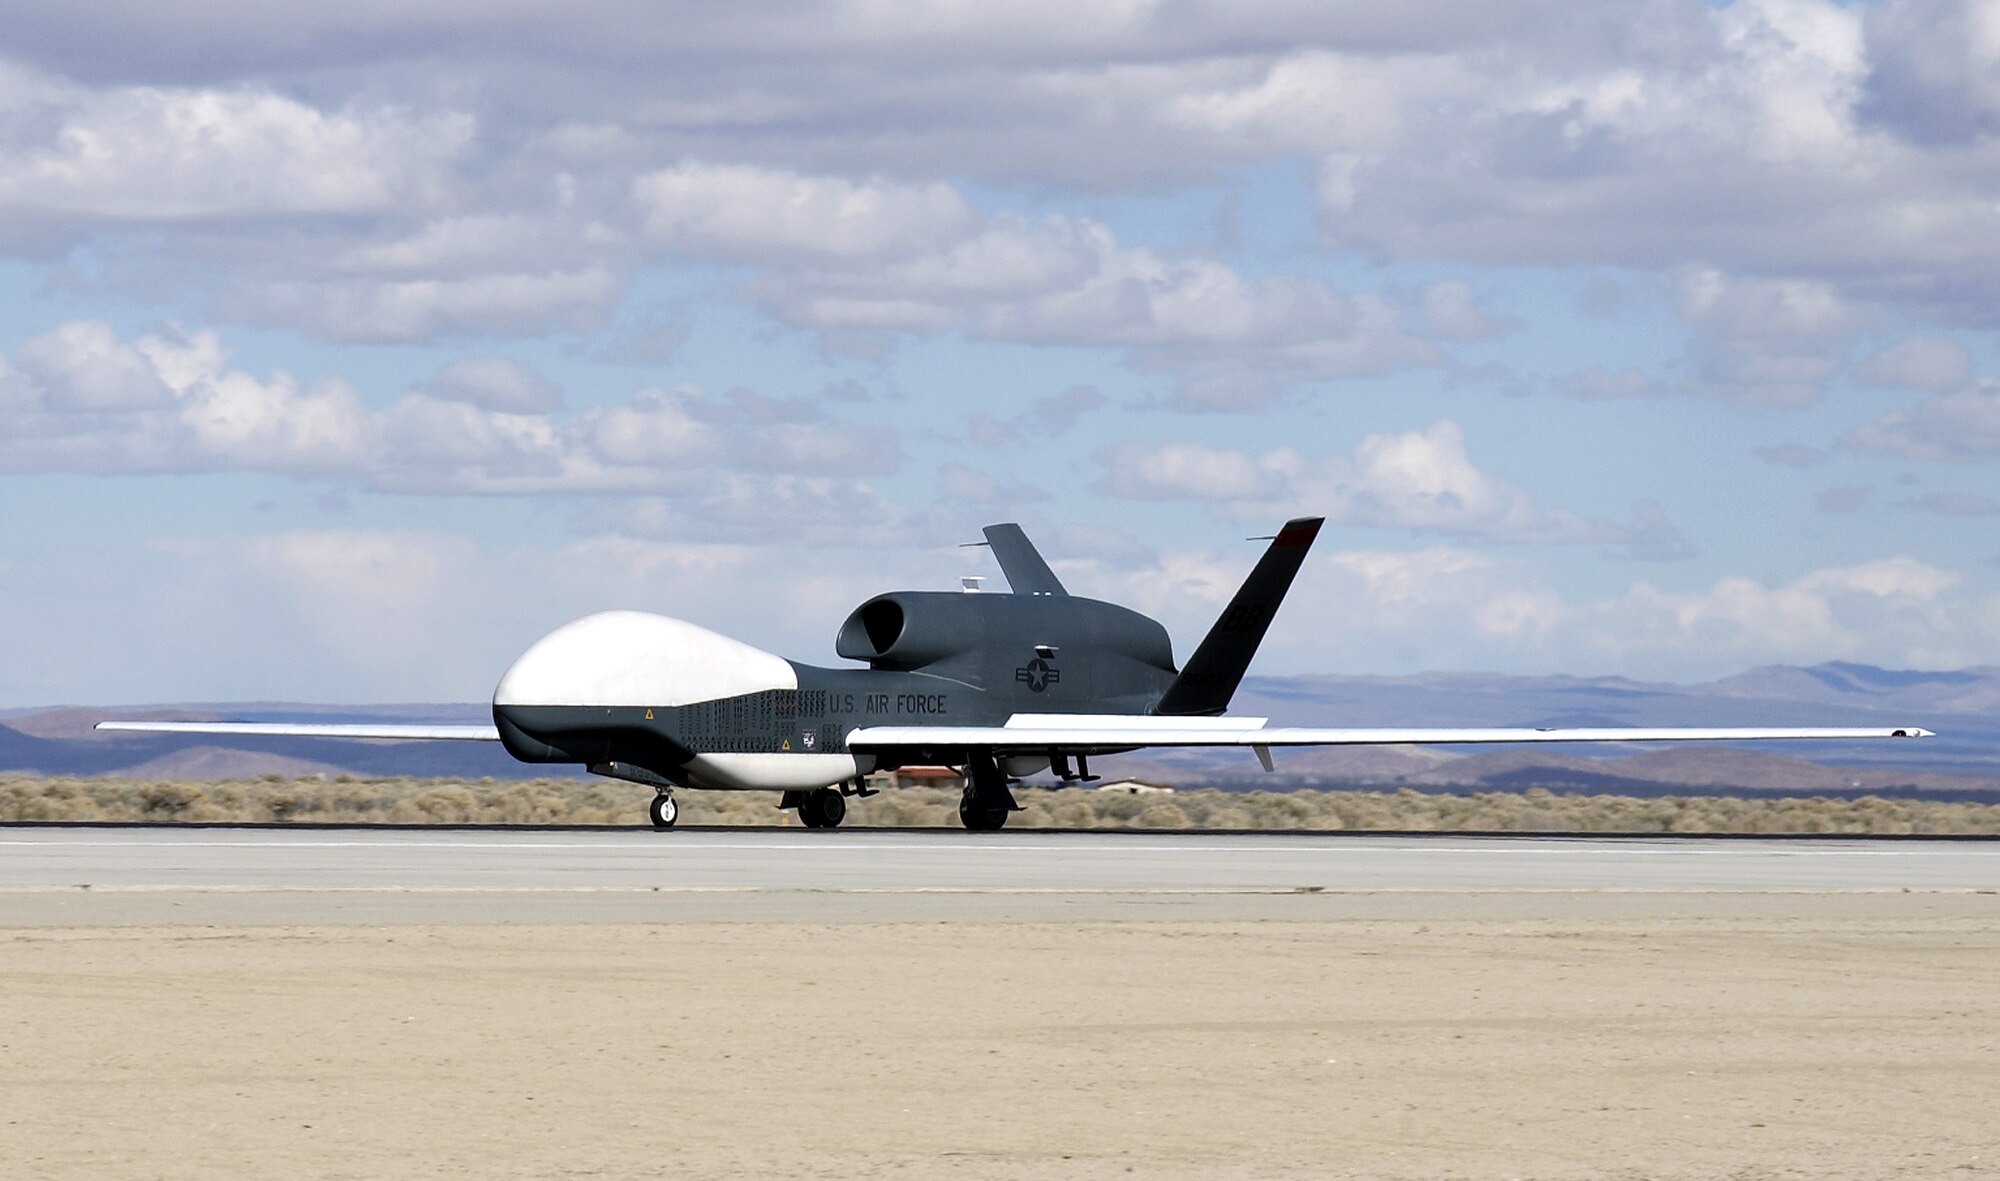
[980,523,1067,596]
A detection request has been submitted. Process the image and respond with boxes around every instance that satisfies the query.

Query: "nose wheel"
[648,792,679,830]
[797,786,847,829]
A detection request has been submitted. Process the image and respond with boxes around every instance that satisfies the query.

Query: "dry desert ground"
[1,890,1996,1179]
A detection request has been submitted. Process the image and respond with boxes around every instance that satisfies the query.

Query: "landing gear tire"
[959,751,1016,831]
[648,793,679,830]
[958,794,1008,831]
[798,786,847,829]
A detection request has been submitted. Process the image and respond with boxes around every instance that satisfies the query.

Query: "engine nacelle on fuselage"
[834,590,1176,704]
[490,610,869,792]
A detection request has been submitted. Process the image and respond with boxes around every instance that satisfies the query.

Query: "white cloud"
[635,161,975,260]
[635,162,1434,406]
[1165,50,1463,155]
[0,321,901,504]
[4,0,1999,343]
[15,320,172,410]
[1100,441,1286,502]
[1054,541,1568,675]
[1843,384,2000,461]
[1327,547,1561,640]
[254,268,620,342]
[1097,421,1654,547]
[1418,279,1510,342]
[0,69,471,222]
[1861,0,2000,145]
[1060,533,2000,679]
[1673,268,1856,407]
[1272,0,2000,335]
[1588,556,1978,671]
[1854,336,1972,392]
[420,357,564,413]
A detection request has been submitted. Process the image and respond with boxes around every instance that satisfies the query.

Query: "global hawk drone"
[102,518,1929,830]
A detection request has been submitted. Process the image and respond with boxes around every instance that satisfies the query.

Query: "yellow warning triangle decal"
[644,708,654,720]
[781,739,791,751]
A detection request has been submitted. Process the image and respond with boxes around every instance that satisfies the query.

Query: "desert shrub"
[3,774,2000,834]
[139,781,206,818]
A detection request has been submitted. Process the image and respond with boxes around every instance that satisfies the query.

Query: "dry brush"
[3,775,1998,834]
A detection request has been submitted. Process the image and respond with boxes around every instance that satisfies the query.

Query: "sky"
[2,0,1999,706]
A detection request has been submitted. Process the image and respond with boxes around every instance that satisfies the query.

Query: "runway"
[6,828,1998,1178]
[3,826,1997,892]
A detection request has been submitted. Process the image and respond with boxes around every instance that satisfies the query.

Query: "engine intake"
[836,592,981,671]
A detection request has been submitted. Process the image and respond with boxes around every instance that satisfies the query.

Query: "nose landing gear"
[647,792,679,830]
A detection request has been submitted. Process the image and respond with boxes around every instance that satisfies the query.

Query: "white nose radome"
[493,610,796,708]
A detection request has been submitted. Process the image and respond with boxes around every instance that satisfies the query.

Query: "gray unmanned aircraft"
[101,517,1930,830]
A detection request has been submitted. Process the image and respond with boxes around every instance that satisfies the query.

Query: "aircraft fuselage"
[491,591,1180,792]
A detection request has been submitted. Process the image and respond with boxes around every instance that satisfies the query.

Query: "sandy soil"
[2,892,1996,1179]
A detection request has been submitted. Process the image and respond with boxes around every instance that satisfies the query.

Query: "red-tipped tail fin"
[1154,517,1322,716]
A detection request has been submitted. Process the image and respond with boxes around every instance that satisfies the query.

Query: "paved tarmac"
[3,826,1997,893]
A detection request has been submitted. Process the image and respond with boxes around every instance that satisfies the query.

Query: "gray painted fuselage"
[493,590,1177,781]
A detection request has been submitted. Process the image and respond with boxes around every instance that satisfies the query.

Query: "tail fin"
[1154,517,1323,716]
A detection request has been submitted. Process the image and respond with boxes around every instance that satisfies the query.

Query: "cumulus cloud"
[0,321,901,510]
[1095,420,1676,550]
[419,357,564,413]
[252,268,621,343]
[1843,383,2000,461]
[1068,541,1563,675]
[1281,0,2000,336]
[15,321,173,410]
[632,161,1435,407]
[962,529,2000,677]
[0,67,470,224]
[1417,279,1512,341]
[636,161,975,260]
[1588,556,1982,671]
[1854,336,1973,392]
[21,2,1984,394]
[1674,268,1856,407]
[1860,0,2000,146]
[1324,547,1565,641]
[4,1,1999,342]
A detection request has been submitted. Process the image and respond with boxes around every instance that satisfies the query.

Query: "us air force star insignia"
[1015,657,1061,693]
[802,729,816,750]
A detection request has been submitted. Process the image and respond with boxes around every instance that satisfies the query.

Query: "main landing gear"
[958,751,1018,831]
[794,786,847,829]
[648,792,679,830]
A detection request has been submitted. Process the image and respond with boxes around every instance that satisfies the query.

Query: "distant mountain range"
[3,661,1995,798]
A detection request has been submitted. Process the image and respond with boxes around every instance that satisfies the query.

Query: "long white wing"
[95,721,502,741]
[847,713,1932,752]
